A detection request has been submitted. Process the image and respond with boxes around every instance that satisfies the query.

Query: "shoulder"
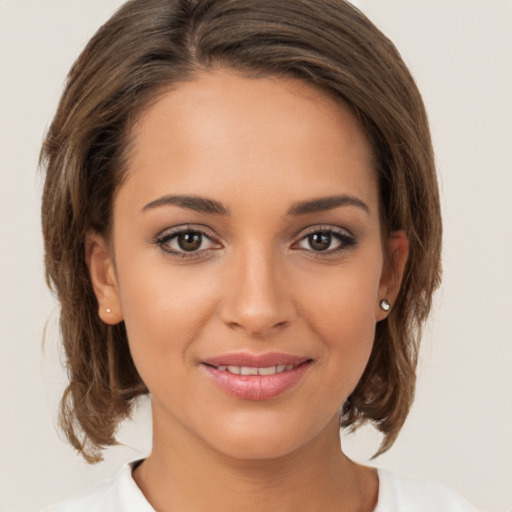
[374,468,478,512]
[40,461,154,512]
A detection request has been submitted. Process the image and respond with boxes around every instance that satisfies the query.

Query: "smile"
[214,364,296,375]
[201,353,312,401]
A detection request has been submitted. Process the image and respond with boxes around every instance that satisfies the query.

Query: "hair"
[40,0,442,463]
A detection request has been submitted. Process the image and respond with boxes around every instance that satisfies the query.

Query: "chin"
[213,433,304,461]
[200,411,337,462]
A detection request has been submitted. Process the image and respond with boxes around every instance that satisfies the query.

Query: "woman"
[40,0,476,510]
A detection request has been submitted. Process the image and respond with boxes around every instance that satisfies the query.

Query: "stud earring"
[105,308,112,314]
[379,299,391,312]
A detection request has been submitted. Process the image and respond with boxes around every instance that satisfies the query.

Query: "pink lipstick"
[201,352,312,400]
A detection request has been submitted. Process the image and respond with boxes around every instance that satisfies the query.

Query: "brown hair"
[41,0,441,463]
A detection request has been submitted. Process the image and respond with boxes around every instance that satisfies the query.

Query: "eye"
[154,227,221,258]
[175,231,204,252]
[304,232,335,252]
[294,228,356,254]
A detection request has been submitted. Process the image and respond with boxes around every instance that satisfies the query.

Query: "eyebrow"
[287,194,370,216]
[141,193,369,216]
[142,194,229,215]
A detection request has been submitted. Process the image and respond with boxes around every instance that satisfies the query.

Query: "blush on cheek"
[312,291,377,383]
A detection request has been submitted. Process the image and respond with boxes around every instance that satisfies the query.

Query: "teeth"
[258,366,277,376]
[216,364,297,375]
[240,366,258,376]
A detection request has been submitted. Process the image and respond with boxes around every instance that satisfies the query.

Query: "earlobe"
[85,232,123,325]
[376,230,409,321]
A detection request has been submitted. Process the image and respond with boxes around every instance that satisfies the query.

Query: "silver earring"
[105,308,112,314]
[379,299,391,312]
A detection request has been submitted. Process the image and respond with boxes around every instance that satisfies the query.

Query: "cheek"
[114,250,219,378]
[317,288,376,371]
[300,253,381,331]
[297,257,382,388]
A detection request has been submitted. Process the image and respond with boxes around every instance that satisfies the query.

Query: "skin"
[87,70,409,512]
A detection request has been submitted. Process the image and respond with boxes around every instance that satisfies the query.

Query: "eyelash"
[153,225,357,260]
[292,226,357,257]
[153,225,221,259]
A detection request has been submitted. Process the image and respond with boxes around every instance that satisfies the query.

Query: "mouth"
[201,353,313,401]
[207,363,300,376]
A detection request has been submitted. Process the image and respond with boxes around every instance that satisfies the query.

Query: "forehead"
[121,70,378,213]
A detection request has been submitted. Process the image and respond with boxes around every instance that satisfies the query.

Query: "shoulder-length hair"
[41,0,441,463]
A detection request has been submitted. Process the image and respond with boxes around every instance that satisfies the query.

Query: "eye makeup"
[292,224,358,258]
[150,221,358,264]
[152,224,223,259]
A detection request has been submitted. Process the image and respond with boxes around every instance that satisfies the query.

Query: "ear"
[375,230,409,321]
[85,232,123,325]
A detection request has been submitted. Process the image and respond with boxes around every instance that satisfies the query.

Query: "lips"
[214,363,296,376]
[201,352,312,400]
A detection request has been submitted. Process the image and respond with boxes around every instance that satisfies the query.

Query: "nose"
[219,246,296,337]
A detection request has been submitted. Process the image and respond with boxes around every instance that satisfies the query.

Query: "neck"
[133,412,378,512]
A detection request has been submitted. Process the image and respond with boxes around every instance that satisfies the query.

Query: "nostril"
[219,270,297,336]
[224,318,290,337]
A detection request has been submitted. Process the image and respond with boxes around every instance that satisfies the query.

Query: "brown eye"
[295,227,357,255]
[155,227,222,258]
[308,232,331,251]
[177,232,203,251]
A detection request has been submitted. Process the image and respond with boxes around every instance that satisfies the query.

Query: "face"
[88,70,407,460]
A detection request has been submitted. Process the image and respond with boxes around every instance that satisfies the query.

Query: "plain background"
[0,1,511,511]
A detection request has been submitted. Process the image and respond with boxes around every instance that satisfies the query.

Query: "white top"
[42,461,478,512]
